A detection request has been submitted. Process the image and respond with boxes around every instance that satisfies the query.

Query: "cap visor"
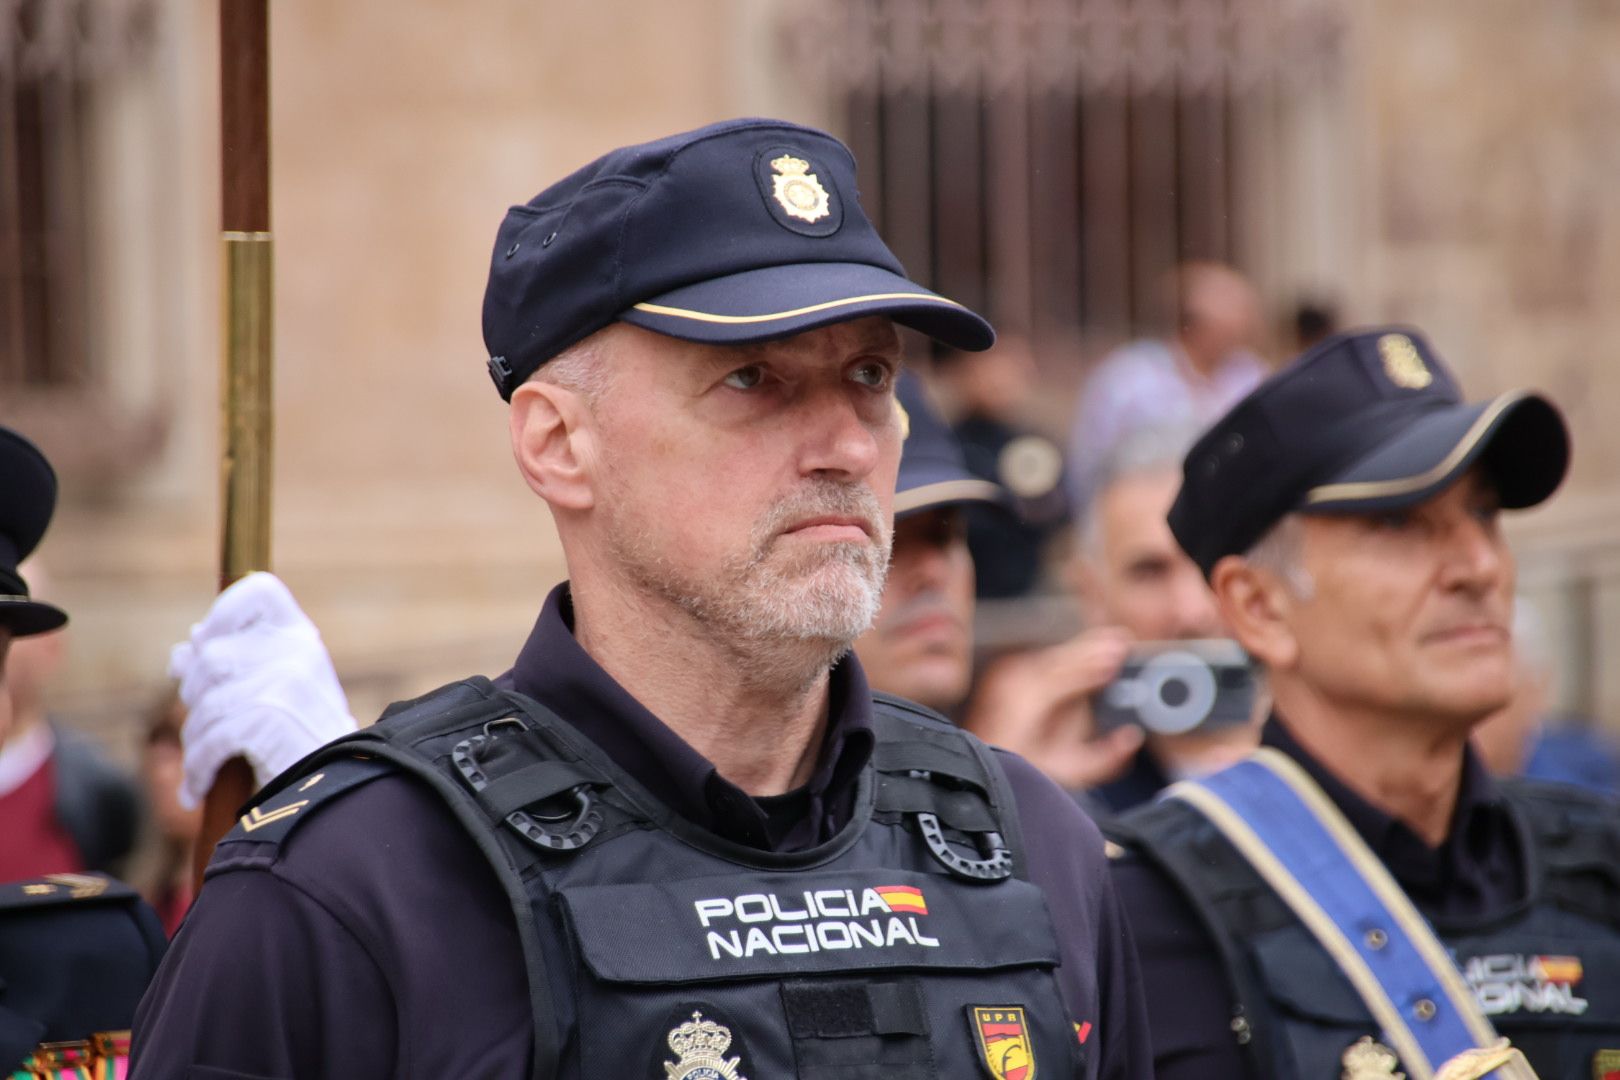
[0,600,68,637]
[620,262,995,352]
[895,474,1008,518]
[1302,391,1568,513]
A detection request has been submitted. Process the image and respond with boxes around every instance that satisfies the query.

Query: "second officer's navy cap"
[481,118,995,400]
[894,372,1005,519]
[1169,327,1569,577]
[0,427,68,636]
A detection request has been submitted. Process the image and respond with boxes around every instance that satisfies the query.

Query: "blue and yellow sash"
[1169,749,1537,1080]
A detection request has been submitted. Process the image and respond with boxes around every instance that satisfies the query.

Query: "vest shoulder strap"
[869,693,1023,883]
[224,676,574,1080]
[1106,793,1284,1076]
[1501,778,1620,930]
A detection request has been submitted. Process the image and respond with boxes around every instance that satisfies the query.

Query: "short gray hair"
[1077,423,1201,556]
[527,330,614,402]
[1243,514,1314,599]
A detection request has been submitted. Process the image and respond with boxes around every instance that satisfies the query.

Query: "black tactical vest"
[1108,780,1620,1078]
[229,677,1086,1080]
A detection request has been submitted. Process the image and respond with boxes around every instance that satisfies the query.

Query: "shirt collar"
[1261,713,1519,906]
[498,584,876,850]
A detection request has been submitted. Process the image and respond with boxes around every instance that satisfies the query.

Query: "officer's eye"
[1125,556,1172,584]
[1370,509,1415,531]
[849,360,894,389]
[722,365,767,391]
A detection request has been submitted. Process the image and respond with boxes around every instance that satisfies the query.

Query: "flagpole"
[195,0,273,892]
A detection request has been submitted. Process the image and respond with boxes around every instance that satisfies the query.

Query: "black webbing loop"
[476,760,600,820]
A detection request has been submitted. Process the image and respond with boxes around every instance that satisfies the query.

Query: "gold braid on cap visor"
[1303,391,1528,506]
[631,292,966,324]
[893,479,1004,516]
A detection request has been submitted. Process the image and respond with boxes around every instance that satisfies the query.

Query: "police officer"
[1107,328,1612,1078]
[132,119,1150,1079]
[0,427,167,1076]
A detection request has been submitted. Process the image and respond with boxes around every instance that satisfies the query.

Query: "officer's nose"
[797,385,884,481]
[1439,506,1509,595]
[1170,562,1223,639]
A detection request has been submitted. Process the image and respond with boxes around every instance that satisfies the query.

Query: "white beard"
[606,480,892,654]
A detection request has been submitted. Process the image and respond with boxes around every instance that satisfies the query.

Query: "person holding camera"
[1107,328,1617,1079]
[960,423,1261,804]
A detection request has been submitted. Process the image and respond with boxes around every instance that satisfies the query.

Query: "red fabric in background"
[0,757,86,879]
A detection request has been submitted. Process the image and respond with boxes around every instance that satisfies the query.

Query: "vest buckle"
[506,783,601,852]
[451,722,604,854]
[915,810,1013,881]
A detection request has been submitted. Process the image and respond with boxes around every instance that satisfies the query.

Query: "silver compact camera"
[1092,638,1257,736]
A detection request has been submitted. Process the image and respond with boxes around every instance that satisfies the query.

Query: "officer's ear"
[1209,554,1299,670]
[509,377,598,512]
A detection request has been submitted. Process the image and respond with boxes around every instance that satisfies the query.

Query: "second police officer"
[1108,328,1619,1079]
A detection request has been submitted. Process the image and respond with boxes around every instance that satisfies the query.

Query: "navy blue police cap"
[0,427,68,636]
[1169,327,1569,578]
[894,371,1006,519]
[482,118,995,400]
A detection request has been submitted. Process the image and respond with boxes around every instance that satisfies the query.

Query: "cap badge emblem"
[999,435,1064,499]
[1340,1036,1404,1079]
[770,154,831,224]
[1378,334,1432,390]
[664,1010,748,1080]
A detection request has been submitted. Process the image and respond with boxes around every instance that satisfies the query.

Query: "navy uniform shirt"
[1089,747,1171,819]
[133,585,1151,1079]
[1110,714,1524,1078]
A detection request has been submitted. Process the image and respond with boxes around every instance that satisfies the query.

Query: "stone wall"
[1346,1,1620,717]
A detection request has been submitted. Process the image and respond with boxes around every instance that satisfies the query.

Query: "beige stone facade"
[12,0,1620,757]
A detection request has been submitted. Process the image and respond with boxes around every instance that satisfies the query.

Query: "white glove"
[171,571,358,809]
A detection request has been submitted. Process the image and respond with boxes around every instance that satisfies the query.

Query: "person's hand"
[963,627,1144,791]
[171,572,357,808]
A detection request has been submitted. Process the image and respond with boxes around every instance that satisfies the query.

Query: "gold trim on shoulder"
[45,873,109,899]
[1304,391,1528,506]
[239,799,310,833]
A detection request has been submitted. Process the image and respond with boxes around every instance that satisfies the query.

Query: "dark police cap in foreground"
[1169,327,1569,578]
[0,427,67,636]
[482,118,995,400]
[894,371,1006,519]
